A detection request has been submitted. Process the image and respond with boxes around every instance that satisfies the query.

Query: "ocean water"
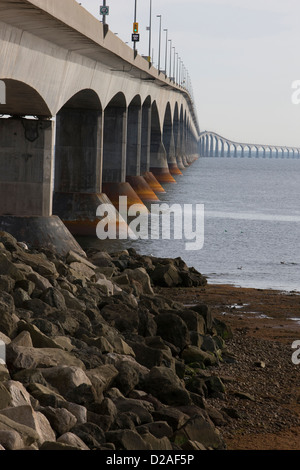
[78,156,300,293]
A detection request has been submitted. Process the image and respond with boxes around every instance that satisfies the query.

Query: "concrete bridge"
[199,131,300,159]
[0,0,200,254]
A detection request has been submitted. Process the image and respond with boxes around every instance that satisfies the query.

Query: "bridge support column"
[101,99,147,213]
[0,117,84,255]
[150,139,176,183]
[139,102,165,195]
[53,107,112,236]
[125,102,159,203]
[167,132,183,176]
[150,110,176,184]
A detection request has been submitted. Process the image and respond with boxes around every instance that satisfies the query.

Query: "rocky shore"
[0,230,299,451]
[0,230,236,451]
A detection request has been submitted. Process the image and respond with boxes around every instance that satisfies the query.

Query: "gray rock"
[138,431,173,450]
[174,309,206,334]
[181,346,217,367]
[60,402,87,424]
[150,263,182,287]
[173,414,226,450]
[11,330,33,348]
[136,421,173,439]
[40,366,92,397]
[0,381,32,408]
[13,251,58,279]
[12,288,31,308]
[17,320,63,349]
[144,366,191,406]
[66,251,97,270]
[27,272,52,291]
[0,413,39,447]
[57,432,89,450]
[86,365,119,398]
[105,429,150,450]
[27,383,66,408]
[0,292,17,337]
[0,275,15,293]
[41,406,77,435]
[113,361,140,396]
[71,422,106,449]
[39,287,66,310]
[7,344,85,370]
[0,252,25,281]
[155,313,190,350]
[0,429,24,450]
[0,405,56,445]
[113,397,154,425]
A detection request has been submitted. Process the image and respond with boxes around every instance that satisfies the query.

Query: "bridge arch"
[0,78,51,118]
[0,79,53,218]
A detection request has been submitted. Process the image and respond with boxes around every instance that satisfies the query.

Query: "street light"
[168,39,172,78]
[172,46,176,82]
[133,0,137,53]
[101,0,107,25]
[156,15,162,71]
[148,0,152,63]
[163,28,168,76]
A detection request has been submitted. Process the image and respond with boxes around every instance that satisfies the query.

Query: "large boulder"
[6,344,85,371]
[173,414,226,450]
[0,405,56,445]
[143,366,191,406]
[155,313,190,350]
[150,263,182,287]
[39,366,92,397]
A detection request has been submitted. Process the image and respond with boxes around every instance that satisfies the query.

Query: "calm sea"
[77,156,300,293]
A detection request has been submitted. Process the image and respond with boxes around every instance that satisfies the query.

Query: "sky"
[77,0,300,147]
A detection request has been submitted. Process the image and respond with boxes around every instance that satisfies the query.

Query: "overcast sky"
[78,0,300,147]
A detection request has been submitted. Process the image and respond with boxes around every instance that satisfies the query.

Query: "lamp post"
[172,47,175,82]
[102,0,107,25]
[133,0,137,54]
[168,39,172,78]
[156,15,162,71]
[163,28,168,76]
[148,0,152,63]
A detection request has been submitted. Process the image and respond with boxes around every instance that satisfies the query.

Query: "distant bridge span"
[199,131,300,159]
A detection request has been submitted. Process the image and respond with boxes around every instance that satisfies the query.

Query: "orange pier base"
[143,172,166,193]
[126,175,160,202]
